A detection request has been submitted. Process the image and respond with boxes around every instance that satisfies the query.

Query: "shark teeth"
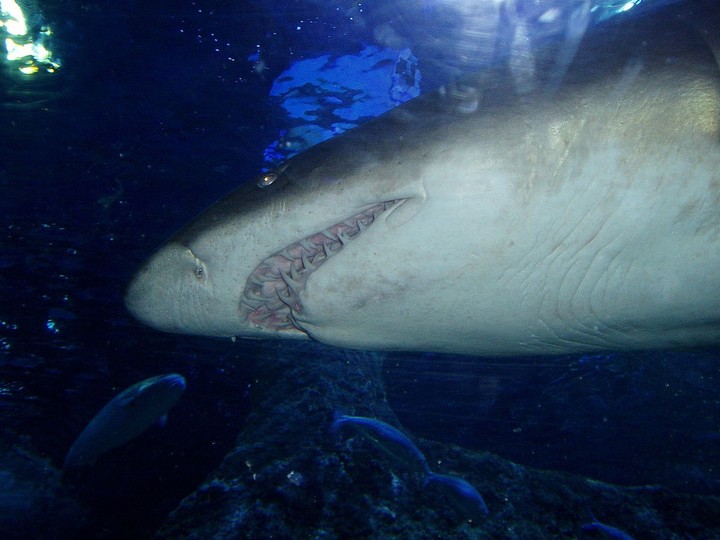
[239,200,402,332]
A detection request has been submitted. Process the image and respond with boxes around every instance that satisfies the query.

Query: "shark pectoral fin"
[384,196,426,229]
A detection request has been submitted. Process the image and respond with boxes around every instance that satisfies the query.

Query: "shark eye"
[185,248,207,282]
[258,171,278,188]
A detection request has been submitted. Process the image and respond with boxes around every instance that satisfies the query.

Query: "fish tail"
[583,500,598,523]
[330,410,347,432]
[423,471,439,488]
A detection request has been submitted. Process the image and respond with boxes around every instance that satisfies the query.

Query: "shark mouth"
[239,200,403,333]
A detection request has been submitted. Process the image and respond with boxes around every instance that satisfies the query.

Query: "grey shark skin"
[64,374,186,469]
[125,16,720,356]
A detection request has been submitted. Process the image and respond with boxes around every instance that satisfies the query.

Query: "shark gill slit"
[239,199,404,332]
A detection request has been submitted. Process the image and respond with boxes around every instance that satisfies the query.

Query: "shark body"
[125,15,720,356]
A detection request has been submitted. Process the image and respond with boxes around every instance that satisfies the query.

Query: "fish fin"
[583,500,598,523]
[118,392,139,408]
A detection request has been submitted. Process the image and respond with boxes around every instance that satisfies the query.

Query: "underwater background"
[1,0,720,538]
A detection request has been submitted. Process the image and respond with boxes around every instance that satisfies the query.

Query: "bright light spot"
[0,0,27,35]
[1,0,60,75]
[6,38,50,61]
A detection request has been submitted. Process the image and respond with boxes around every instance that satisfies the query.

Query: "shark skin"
[125,14,720,357]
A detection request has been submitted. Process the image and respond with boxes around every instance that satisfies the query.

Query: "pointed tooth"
[357,220,368,232]
[279,268,293,288]
[323,242,333,258]
[280,268,303,295]
[302,252,314,271]
[276,286,302,312]
[338,230,351,245]
[290,263,301,282]
[250,275,270,287]
[300,239,316,251]
[325,241,341,255]
[267,296,286,311]
[321,229,337,241]
[276,290,292,307]
[252,309,273,321]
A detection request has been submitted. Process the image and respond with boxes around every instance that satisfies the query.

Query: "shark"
[125,13,720,357]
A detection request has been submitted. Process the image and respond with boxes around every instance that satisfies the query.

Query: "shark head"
[124,117,432,342]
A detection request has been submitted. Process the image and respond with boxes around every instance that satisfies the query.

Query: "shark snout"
[124,244,188,332]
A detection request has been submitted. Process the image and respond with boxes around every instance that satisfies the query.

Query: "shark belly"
[293,87,720,355]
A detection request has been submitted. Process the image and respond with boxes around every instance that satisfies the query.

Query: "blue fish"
[332,413,430,475]
[64,373,186,469]
[425,472,489,521]
[333,413,489,519]
[581,515,634,540]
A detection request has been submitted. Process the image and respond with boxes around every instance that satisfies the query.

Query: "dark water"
[1,1,719,538]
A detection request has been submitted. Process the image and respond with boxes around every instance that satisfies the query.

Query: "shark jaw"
[239,200,403,335]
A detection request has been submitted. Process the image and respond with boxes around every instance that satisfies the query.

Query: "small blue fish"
[425,472,489,521]
[332,413,430,475]
[64,373,186,469]
[581,519,634,539]
[580,504,634,540]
